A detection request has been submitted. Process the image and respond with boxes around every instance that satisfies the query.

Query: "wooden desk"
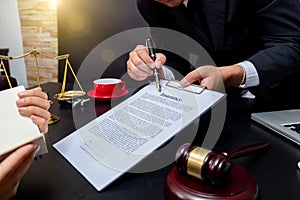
[13,82,300,200]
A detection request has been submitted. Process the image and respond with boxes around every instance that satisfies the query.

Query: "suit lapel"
[202,0,226,51]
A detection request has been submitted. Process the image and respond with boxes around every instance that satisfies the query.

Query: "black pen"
[146,38,161,92]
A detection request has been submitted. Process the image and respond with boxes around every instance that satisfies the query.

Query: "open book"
[53,80,225,191]
[0,86,47,160]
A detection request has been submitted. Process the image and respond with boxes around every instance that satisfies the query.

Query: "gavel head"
[175,143,232,186]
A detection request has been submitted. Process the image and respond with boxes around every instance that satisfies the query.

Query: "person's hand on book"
[0,143,40,200]
[16,87,51,134]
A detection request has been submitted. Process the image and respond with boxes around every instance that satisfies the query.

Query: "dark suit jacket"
[137,0,300,108]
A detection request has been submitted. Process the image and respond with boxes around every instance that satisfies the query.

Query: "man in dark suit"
[127,0,300,108]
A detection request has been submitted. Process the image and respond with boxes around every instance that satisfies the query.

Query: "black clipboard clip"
[166,80,206,94]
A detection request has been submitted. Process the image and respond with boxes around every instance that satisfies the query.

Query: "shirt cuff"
[238,61,260,88]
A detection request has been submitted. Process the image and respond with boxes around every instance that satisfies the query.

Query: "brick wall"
[18,0,58,87]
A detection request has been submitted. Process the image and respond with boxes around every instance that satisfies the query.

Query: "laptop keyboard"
[283,123,300,133]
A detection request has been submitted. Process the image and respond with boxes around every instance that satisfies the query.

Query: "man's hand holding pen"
[127,42,235,92]
[127,44,166,82]
[126,41,223,91]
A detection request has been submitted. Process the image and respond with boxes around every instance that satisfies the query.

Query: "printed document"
[53,80,225,191]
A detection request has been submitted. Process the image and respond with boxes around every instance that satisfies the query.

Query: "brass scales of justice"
[0,47,85,124]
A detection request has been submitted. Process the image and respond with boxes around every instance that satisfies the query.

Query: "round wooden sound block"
[165,163,259,200]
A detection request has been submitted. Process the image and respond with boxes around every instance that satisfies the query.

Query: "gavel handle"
[222,141,270,159]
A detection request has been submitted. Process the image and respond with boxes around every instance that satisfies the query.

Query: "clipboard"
[166,80,206,94]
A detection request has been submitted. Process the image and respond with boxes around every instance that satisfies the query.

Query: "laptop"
[251,109,300,145]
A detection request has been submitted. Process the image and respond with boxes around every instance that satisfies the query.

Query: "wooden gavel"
[175,141,269,186]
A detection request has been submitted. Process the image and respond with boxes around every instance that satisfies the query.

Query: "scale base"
[54,90,85,101]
